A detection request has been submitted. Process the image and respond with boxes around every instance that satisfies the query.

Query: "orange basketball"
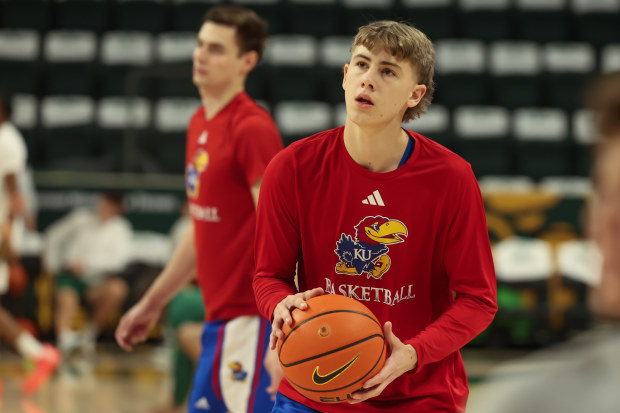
[277,294,386,403]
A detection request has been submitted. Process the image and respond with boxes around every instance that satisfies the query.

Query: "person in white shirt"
[0,90,61,394]
[44,190,132,370]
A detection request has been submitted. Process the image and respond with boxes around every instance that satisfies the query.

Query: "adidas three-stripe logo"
[362,190,385,206]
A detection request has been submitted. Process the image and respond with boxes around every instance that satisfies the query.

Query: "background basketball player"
[115,6,283,413]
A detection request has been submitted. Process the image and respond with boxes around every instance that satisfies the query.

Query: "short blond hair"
[352,21,435,122]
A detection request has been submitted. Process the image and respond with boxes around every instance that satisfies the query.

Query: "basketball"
[277,294,386,403]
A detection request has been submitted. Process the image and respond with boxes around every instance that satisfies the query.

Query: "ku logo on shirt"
[334,215,408,279]
[186,148,209,199]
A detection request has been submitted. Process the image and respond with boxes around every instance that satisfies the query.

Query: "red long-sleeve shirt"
[254,127,497,412]
[186,92,282,321]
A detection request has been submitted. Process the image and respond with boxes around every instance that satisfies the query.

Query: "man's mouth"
[355,94,374,106]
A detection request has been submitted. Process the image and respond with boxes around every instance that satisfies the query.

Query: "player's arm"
[253,149,313,345]
[403,167,497,369]
[4,173,26,219]
[115,223,197,350]
[352,166,497,403]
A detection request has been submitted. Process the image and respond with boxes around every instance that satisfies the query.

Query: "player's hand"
[348,321,417,404]
[115,299,163,351]
[270,287,324,350]
[263,346,283,401]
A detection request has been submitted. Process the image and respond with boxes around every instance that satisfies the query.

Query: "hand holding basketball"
[348,321,418,404]
[270,287,324,349]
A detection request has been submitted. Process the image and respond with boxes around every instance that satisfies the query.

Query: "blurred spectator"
[0,89,61,394]
[43,190,132,374]
[468,72,620,413]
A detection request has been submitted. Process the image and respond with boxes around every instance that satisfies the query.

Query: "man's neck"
[343,119,409,173]
[198,82,245,121]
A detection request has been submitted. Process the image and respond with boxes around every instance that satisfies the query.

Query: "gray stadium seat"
[1,0,51,31]
[454,106,512,177]
[56,0,110,33]
[0,30,41,95]
[263,35,320,103]
[492,237,554,346]
[100,31,154,97]
[489,41,543,108]
[142,98,200,173]
[274,101,331,146]
[514,0,570,43]
[286,0,340,37]
[571,0,620,48]
[231,0,285,34]
[543,42,596,111]
[572,109,598,176]
[43,31,98,96]
[170,0,219,32]
[434,39,488,107]
[96,97,152,170]
[513,108,570,179]
[341,0,396,35]
[155,32,197,98]
[397,0,457,41]
[601,44,620,73]
[458,0,513,41]
[320,36,353,103]
[113,0,167,34]
[40,95,98,170]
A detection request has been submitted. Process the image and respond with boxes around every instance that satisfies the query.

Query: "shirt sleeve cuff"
[404,338,424,374]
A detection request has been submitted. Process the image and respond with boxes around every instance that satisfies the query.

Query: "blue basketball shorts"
[272,393,321,413]
[188,315,273,413]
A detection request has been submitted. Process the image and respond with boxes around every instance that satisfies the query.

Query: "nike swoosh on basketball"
[312,353,360,385]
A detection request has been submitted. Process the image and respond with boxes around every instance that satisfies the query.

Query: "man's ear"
[241,50,259,75]
[407,84,427,109]
[342,63,349,91]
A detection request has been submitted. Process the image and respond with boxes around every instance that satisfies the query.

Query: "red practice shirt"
[186,92,282,321]
[254,127,497,412]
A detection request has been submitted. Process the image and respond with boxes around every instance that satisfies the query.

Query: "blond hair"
[352,21,435,122]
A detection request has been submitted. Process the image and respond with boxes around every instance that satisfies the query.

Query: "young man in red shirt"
[254,21,497,412]
[115,6,283,413]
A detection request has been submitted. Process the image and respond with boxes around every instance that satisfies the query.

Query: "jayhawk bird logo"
[186,148,209,199]
[334,215,408,279]
[228,361,248,382]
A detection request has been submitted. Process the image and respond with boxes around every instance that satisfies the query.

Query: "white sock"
[16,332,43,360]
[58,330,79,352]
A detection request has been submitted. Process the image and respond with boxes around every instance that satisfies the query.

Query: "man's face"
[192,22,247,90]
[97,197,120,221]
[342,45,426,128]
[592,137,620,318]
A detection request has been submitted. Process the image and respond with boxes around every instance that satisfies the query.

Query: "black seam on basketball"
[284,340,386,394]
[280,334,384,368]
[278,309,382,365]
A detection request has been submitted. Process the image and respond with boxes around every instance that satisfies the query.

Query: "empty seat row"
[3,30,619,108]
[2,0,620,43]
[11,95,598,142]
[3,30,619,72]
[11,94,599,177]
